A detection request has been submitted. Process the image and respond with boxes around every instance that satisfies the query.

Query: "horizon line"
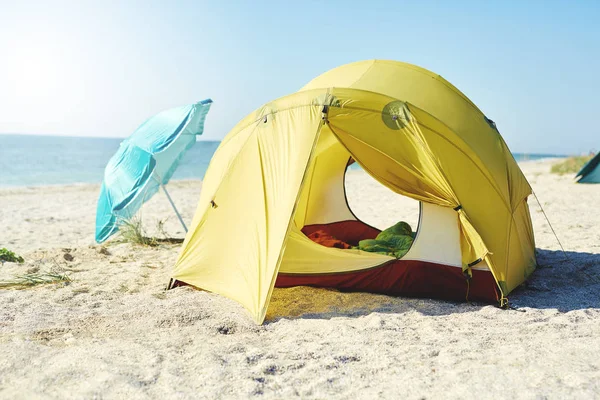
[0,131,222,141]
[0,132,575,156]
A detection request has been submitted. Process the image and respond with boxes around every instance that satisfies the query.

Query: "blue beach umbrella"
[95,99,212,243]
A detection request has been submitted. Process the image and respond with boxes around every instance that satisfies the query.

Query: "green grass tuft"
[118,216,158,247]
[550,155,594,175]
[116,216,183,246]
[0,248,24,264]
[0,269,71,289]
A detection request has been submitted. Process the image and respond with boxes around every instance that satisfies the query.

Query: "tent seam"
[256,133,269,311]
[301,155,319,225]
[350,60,377,89]
[258,104,329,323]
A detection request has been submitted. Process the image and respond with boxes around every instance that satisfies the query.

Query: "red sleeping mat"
[275,220,499,303]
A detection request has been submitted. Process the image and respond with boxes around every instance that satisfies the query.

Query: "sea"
[0,134,566,188]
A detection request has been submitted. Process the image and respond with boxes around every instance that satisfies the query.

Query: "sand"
[1,159,599,399]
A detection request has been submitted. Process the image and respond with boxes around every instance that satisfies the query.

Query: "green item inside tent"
[356,221,415,258]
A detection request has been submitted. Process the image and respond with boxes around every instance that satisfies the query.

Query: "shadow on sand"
[510,248,600,311]
[265,248,600,322]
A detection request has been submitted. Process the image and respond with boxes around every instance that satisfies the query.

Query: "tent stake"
[160,183,188,233]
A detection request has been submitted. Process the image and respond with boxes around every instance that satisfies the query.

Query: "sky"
[0,0,599,155]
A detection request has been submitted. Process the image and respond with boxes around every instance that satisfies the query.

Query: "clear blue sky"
[1,0,598,154]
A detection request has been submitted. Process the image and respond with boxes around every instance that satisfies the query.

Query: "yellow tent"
[171,60,537,324]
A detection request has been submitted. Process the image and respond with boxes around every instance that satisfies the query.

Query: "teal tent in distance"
[576,153,600,183]
[95,99,212,243]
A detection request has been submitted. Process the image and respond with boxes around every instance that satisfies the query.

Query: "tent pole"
[160,183,188,233]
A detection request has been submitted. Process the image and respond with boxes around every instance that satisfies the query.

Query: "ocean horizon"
[0,133,568,188]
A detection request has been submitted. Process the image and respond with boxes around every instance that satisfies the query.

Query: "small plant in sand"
[118,216,158,246]
[550,155,594,175]
[157,217,169,239]
[0,268,71,289]
[155,218,184,244]
[0,248,24,264]
[116,216,184,246]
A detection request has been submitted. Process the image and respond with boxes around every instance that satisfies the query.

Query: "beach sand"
[1,159,599,399]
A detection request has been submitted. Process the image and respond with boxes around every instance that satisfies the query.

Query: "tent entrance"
[343,159,420,236]
[292,159,422,259]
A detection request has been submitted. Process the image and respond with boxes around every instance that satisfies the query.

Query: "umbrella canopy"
[95,99,212,243]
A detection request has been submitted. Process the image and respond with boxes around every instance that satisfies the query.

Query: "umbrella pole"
[160,183,188,233]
